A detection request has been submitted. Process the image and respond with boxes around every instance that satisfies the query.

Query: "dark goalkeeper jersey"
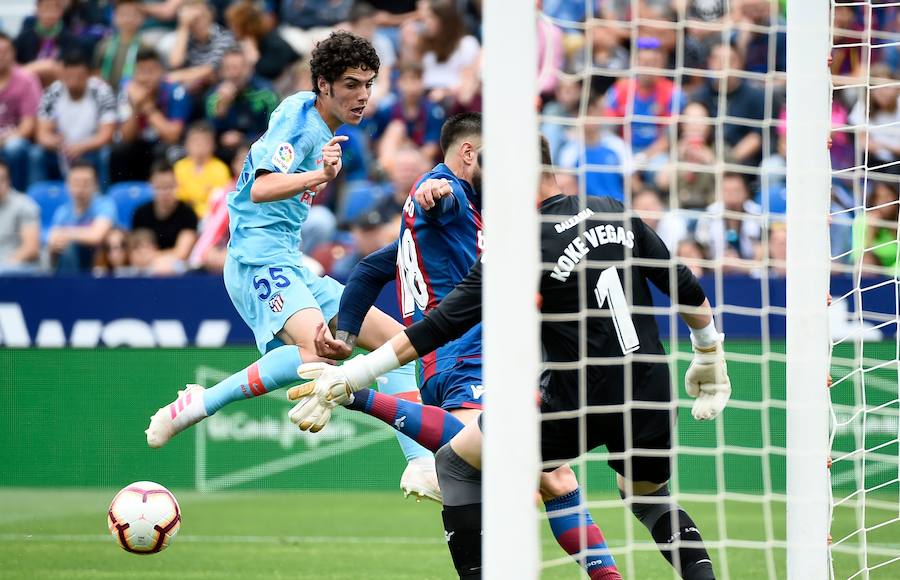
[407,193,706,409]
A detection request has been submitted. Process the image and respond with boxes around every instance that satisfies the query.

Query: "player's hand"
[684,337,731,421]
[414,178,452,210]
[286,392,332,433]
[321,135,348,181]
[312,322,353,360]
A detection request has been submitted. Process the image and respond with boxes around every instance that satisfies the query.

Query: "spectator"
[605,37,681,166]
[138,0,185,47]
[734,0,786,75]
[380,146,431,213]
[224,0,298,86]
[166,0,236,94]
[536,10,564,98]
[0,31,42,192]
[372,61,446,167]
[654,101,721,209]
[632,188,687,251]
[346,2,397,112]
[33,50,116,187]
[0,160,41,274]
[93,227,130,276]
[586,18,629,74]
[676,238,708,278]
[417,0,481,105]
[92,0,146,92]
[557,90,632,202]
[765,222,787,278]
[853,179,899,276]
[694,172,763,271]
[112,48,190,183]
[14,0,82,85]
[126,228,164,275]
[47,161,117,273]
[173,121,231,217]
[693,42,766,166]
[189,141,248,273]
[328,201,401,280]
[278,0,354,56]
[540,77,581,162]
[205,48,279,151]
[831,3,865,77]
[848,64,900,166]
[132,160,198,268]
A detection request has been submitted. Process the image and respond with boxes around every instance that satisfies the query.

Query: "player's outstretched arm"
[287,260,485,431]
[320,240,401,359]
[250,136,349,203]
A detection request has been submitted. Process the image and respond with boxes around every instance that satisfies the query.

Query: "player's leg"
[355,306,434,460]
[618,474,715,580]
[310,272,440,500]
[434,418,484,578]
[540,416,621,579]
[435,413,621,580]
[613,410,715,580]
[146,262,329,448]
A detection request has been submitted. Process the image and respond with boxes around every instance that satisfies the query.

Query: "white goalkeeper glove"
[684,321,731,421]
[286,344,403,432]
[286,363,349,433]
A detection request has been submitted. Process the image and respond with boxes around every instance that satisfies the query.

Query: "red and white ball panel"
[107,481,181,554]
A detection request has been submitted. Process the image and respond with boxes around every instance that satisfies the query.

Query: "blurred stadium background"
[0,0,898,578]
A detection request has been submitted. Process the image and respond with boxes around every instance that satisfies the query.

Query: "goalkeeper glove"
[286,344,403,432]
[685,321,731,421]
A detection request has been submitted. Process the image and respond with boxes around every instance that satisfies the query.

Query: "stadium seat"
[338,182,388,225]
[107,181,154,229]
[26,180,68,244]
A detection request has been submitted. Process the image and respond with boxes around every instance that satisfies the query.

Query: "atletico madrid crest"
[268,293,284,312]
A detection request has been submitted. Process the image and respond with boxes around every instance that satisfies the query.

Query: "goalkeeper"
[292,138,729,580]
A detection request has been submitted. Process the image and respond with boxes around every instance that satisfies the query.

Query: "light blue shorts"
[224,255,344,354]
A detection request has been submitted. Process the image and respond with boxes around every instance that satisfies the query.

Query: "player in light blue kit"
[146,31,439,501]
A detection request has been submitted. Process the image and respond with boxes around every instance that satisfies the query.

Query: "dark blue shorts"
[420,357,484,411]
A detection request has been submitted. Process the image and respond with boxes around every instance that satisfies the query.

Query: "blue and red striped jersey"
[396,163,484,383]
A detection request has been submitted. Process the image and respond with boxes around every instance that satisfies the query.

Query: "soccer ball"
[107,481,181,554]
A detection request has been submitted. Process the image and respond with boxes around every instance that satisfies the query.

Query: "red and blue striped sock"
[545,488,621,580]
[346,388,464,452]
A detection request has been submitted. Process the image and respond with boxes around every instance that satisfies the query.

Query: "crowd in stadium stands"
[0,0,896,279]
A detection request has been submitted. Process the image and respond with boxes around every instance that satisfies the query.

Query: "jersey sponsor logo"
[272,142,294,173]
[554,207,596,233]
[268,293,284,313]
[549,224,635,283]
[470,384,485,400]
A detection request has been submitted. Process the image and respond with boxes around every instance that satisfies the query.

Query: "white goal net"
[483,0,900,578]
[828,1,900,578]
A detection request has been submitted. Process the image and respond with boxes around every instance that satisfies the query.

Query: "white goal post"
[482,2,541,580]
[785,0,832,577]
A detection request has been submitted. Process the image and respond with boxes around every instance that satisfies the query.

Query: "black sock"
[625,485,714,579]
[441,503,482,578]
[648,507,714,579]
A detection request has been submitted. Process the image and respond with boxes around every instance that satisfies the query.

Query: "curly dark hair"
[309,31,380,95]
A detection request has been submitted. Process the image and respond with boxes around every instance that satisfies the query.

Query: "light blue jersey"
[227,91,334,265]
[223,91,341,353]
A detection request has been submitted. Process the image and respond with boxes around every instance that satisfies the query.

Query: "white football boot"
[146,384,208,448]
[400,456,442,504]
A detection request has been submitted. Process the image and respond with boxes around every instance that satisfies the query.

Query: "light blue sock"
[202,345,303,415]
[378,362,433,461]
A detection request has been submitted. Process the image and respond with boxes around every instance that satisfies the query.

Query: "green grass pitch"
[1,488,897,579]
